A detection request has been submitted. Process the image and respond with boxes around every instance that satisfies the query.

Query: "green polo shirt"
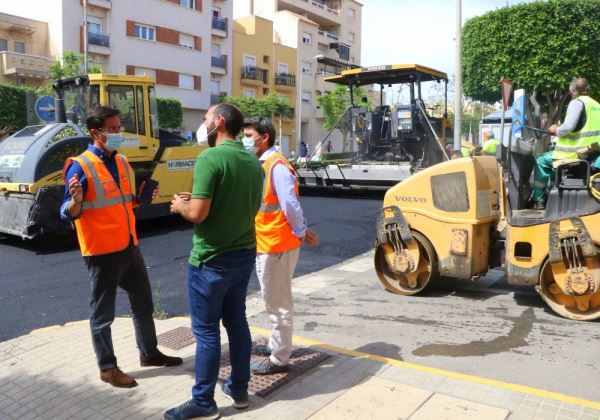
[189,139,263,266]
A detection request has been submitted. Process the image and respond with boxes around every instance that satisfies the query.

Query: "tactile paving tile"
[157,326,195,350]
[219,338,330,398]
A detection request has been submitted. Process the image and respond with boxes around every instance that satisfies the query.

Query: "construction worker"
[358,96,372,112]
[532,77,600,210]
[482,132,501,156]
[242,116,320,375]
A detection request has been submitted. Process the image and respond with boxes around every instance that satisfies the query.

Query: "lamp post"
[453,0,462,152]
[297,54,324,155]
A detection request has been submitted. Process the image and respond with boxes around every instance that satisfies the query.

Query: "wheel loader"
[0,74,205,239]
[374,117,600,321]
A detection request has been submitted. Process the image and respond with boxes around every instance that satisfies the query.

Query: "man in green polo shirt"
[166,103,263,419]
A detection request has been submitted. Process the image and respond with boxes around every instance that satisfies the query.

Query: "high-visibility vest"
[483,138,500,156]
[64,150,138,256]
[552,95,600,160]
[255,152,302,254]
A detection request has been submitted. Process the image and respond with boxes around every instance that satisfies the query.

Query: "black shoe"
[221,382,249,409]
[253,344,272,357]
[164,400,219,420]
[250,358,289,375]
[533,201,545,210]
[141,351,183,367]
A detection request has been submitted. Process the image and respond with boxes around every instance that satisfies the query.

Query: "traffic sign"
[34,96,56,123]
[500,78,513,111]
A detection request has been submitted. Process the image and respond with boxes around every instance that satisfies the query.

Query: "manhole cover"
[157,326,195,350]
[219,339,330,398]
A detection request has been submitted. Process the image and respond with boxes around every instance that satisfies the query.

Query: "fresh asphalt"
[0,195,381,342]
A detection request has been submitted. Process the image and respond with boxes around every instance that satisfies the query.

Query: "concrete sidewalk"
[2,255,600,419]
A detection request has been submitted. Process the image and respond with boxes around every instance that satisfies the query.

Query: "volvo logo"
[394,196,427,203]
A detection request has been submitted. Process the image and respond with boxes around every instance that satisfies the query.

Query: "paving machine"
[0,74,204,239]
[374,102,600,320]
[297,64,450,190]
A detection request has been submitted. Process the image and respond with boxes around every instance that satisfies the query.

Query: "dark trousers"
[188,248,255,407]
[84,242,158,370]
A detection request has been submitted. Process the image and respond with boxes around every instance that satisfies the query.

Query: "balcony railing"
[88,31,110,47]
[241,66,267,83]
[210,94,222,104]
[318,30,338,41]
[212,17,227,31]
[211,55,226,68]
[274,73,296,87]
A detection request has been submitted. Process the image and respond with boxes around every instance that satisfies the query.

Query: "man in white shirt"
[242,117,319,374]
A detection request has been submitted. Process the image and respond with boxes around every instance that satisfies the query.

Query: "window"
[212,7,221,18]
[301,63,311,74]
[243,88,256,98]
[0,39,7,52]
[243,54,256,67]
[348,8,355,18]
[14,41,25,54]
[211,43,221,57]
[278,63,288,74]
[179,73,194,90]
[134,67,156,80]
[134,24,156,41]
[262,87,269,95]
[87,16,102,33]
[136,86,146,135]
[348,31,355,43]
[302,91,311,103]
[181,0,195,9]
[179,33,194,49]
[107,84,137,133]
[302,32,312,45]
[211,80,221,95]
[263,55,270,64]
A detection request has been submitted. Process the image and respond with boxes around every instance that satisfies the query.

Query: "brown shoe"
[140,351,183,367]
[100,367,138,388]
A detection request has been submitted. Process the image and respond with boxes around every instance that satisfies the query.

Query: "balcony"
[274,73,296,88]
[88,31,110,48]
[279,0,341,26]
[211,55,227,75]
[211,17,227,33]
[86,0,111,8]
[318,29,338,41]
[0,51,53,81]
[241,66,267,84]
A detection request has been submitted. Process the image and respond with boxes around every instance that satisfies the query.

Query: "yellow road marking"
[250,326,600,409]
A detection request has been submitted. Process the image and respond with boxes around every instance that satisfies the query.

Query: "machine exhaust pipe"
[52,79,67,124]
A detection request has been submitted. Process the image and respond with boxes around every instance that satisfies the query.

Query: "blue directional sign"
[35,96,56,123]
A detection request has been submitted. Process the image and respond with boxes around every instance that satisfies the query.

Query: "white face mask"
[242,137,257,153]
[196,123,209,146]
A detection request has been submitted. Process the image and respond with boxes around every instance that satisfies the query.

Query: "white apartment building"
[251,0,363,151]
[1,0,233,131]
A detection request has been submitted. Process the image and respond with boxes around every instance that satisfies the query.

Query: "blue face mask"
[104,132,124,151]
[242,137,256,153]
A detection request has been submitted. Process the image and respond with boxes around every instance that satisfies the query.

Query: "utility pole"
[83,0,88,73]
[453,0,462,152]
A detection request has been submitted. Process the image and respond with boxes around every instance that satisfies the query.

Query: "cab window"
[36,139,89,180]
[136,86,146,136]
[107,85,136,133]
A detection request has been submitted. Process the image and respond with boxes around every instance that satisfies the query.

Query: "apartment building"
[1,0,233,131]
[251,0,363,152]
[0,13,54,87]
[232,15,297,155]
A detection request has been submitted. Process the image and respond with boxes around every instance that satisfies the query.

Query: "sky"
[360,0,534,76]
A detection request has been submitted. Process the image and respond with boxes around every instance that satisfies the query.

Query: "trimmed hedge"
[0,83,29,131]
[157,97,183,129]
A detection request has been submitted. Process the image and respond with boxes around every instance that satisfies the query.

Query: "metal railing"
[212,17,227,31]
[88,31,110,47]
[274,73,296,87]
[241,66,267,83]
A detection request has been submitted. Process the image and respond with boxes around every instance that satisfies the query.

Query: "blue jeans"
[187,248,255,407]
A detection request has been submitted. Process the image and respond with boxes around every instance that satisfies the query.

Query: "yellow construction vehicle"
[0,74,204,239]
[374,117,600,320]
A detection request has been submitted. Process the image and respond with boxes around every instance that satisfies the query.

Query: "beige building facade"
[232,15,297,155]
[0,13,54,87]
[251,0,363,153]
[1,0,233,131]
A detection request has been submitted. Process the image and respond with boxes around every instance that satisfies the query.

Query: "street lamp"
[297,54,324,156]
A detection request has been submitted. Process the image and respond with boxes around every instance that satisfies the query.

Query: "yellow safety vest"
[482,138,500,156]
[552,95,600,160]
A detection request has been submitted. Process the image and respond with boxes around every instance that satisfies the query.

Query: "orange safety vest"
[255,152,302,254]
[63,150,138,256]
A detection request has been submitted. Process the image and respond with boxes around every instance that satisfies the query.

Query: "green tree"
[316,85,363,152]
[462,0,600,124]
[157,97,183,129]
[221,93,293,139]
[48,51,102,79]
[0,84,29,137]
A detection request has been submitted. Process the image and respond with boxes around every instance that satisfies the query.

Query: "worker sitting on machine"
[532,77,600,210]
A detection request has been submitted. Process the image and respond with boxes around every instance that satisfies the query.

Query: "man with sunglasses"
[242,117,319,376]
[61,105,182,389]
